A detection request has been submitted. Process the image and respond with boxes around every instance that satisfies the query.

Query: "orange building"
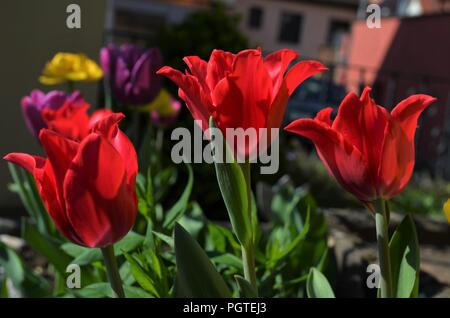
[343,1,450,177]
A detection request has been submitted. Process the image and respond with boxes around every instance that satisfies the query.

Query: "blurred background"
[1,0,450,297]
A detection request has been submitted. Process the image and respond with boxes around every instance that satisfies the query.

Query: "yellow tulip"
[39,52,103,85]
[139,89,177,115]
[444,199,450,223]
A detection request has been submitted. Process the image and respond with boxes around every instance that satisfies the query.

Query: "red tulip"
[4,113,138,247]
[42,101,112,142]
[157,48,326,158]
[285,87,436,202]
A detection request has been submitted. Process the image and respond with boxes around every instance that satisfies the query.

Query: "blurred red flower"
[42,101,112,142]
[158,48,326,158]
[4,113,138,247]
[285,87,436,202]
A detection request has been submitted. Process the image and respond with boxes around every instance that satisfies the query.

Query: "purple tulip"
[21,89,84,139]
[100,44,163,106]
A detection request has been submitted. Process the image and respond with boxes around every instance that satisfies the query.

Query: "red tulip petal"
[332,87,389,186]
[377,94,436,198]
[264,48,298,95]
[267,79,289,129]
[4,152,45,175]
[285,118,375,202]
[284,60,327,96]
[377,119,413,199]
[43,103,91,141]
[88,109,113,130]
[206,49,235,91]
[91,112,138,188]
[4,152,84,245]
[331,92,364,150]
[391,94,437,142]
[183,56,209,94]
[157,66,212,131]
[90,112,125,137]
[213,49,272,129]
[63,133,136,247]
[39,129,79,199]
[315,107,334,126]
[212,50,273,158]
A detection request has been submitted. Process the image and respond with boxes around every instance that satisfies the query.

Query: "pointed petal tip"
[3,153,14,162]
[360,86,373,100]
[284,118,314,133]
[156,66,174,75]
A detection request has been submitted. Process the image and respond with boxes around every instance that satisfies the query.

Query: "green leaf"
[209,117,252,247]
[119,261,135,286]
[137,173,150,217]
[306,268,335,298]
[7,164,34,217]
[0,278,9,298]
[23,170,54,235]
[153,231,174,248]
[61,243,87,258]
[210,253,242,269]
[123,252,159,297]
[8,164,55,236]
[173,223,231,298]
[0,241,24,286]
[75,283,112,298]
[21,220,72,274]
[71,249,101,266]
[163,163,194,229]
[123,285,152,298]
[0,241,50,297]
[389,214,420,298]
[235,275,257,298]
[66,232,145,266]
[76,283,152,298]
[267,206,311,269]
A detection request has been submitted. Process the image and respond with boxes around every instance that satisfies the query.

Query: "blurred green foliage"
[158,4,249,71]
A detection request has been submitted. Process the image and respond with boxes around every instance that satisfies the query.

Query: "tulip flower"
[21,89,85,139]
[285,87,436,203]
[100,44,163,106]
[4,112,136,297]
[444,199,450,223]
[158,48,326,292]
[39,52,103,85]
[148,89,181,128]
[157,48,327,159]
[42,100,112,142]
[285,87,436,298]
[4,112,137,248]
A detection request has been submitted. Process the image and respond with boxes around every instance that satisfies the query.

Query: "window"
[248,7,263,29]
[278,12,303,44]
[327,20,350,48]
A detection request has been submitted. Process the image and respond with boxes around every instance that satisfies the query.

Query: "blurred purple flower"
[150,97,181,129]
[21,89,84,139]
[100,43,163,106]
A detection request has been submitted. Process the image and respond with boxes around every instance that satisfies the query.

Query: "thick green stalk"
[101,245,125,298]
[374,199,393,298]
[239,162,257,293]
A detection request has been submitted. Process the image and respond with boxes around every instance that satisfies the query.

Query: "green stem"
[241,243,257,291]
[103,77,113,110]
[239,162,257,293]
[374,199,393,298]
[67,80,74,93]
[156,128,164,154]
[101,245,125,298]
